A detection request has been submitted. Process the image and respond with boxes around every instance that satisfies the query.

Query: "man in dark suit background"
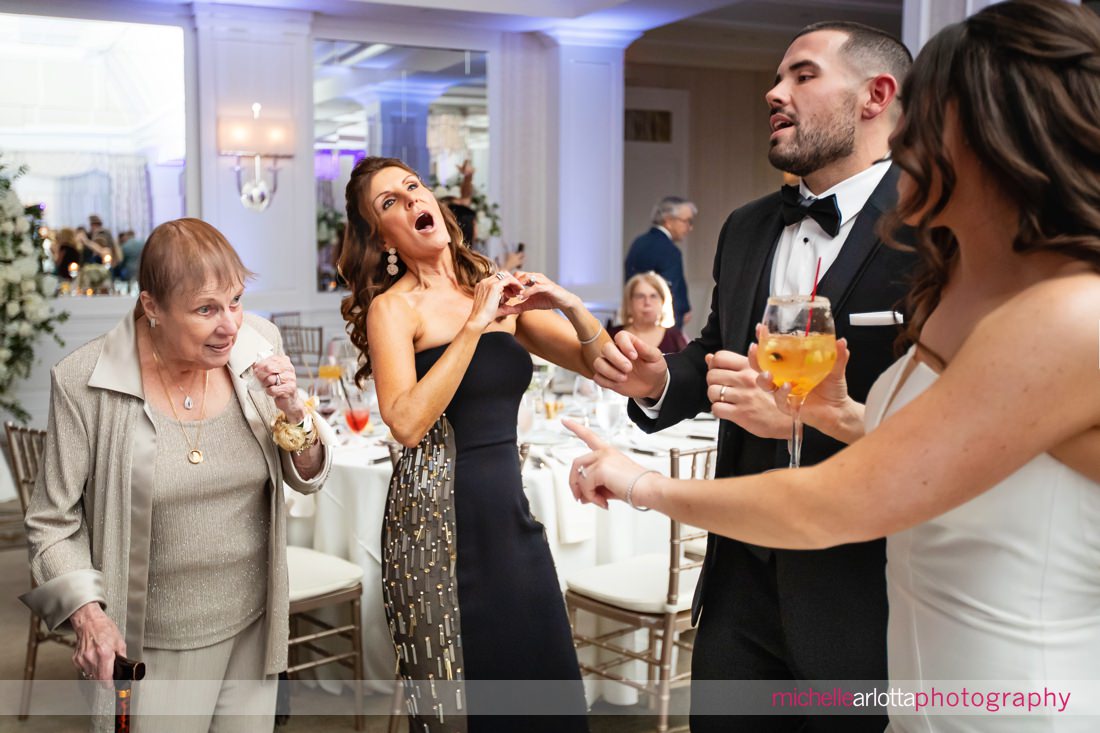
[624,196,696,329]
[597,21,914,732]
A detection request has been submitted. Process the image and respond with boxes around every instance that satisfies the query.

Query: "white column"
[541,28,640,307]
[193,3,316,305]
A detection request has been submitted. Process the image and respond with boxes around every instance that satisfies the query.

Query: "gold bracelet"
[272,411,318,454]
[578,325,603,345]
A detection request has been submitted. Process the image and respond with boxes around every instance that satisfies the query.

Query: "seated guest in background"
[119,229,146,281]
[22,217,331,731]
[52,227,82,276]
[570,2,1100,730]
[610,271,687,353]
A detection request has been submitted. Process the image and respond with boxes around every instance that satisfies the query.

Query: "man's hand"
[593,330,668,400]
[706,350,789,439]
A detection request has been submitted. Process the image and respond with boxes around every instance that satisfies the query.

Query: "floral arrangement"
[316,206,344,249]
[0,161,68,423]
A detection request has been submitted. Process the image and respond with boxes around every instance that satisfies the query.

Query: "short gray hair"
[651,196,696,226]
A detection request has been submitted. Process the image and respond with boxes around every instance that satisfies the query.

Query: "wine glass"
[595,395,626,436]
[572,375,602,426]
[314,358,344,423]
[758,295,837,468]
[517,393,535,441]
[342,379,375,440]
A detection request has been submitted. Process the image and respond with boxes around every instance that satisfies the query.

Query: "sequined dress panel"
[382,332,588,733]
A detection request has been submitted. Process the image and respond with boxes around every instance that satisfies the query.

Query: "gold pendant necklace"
[151,346,209,464]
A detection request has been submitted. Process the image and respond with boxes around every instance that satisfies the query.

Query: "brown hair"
[881,0,1100,362]
[621,271,675,329]
[139,218,254,306]
[56,227,77,249]
[338,156,494,382]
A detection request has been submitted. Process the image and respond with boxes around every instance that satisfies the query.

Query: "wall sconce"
[217,103,294,212]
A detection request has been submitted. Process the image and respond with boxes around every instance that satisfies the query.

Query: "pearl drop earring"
[386,247,399,276]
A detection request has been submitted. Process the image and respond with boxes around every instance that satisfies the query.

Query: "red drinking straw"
[805,256,822,336]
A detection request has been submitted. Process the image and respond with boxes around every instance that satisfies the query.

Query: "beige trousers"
[132,615,277,733]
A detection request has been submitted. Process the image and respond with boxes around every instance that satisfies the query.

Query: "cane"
[113,655,145,733]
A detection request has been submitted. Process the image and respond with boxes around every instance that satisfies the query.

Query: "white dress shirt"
[639,159,891,416]
[770,159,891,296]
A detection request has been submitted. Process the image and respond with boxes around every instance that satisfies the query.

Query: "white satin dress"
[865,348,1100,732]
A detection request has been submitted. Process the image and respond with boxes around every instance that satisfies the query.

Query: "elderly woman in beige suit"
[22,218,332,732]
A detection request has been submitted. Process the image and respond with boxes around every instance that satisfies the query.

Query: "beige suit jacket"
[21,309,330,679]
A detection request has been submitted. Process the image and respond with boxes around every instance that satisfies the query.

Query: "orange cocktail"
[759,332,837,397]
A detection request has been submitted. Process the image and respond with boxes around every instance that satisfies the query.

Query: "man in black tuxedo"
[596,21,914,732]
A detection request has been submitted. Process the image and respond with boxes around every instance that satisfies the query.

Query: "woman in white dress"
[567,1,1100,730]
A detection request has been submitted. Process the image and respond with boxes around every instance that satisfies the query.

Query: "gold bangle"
[272,411,318,454]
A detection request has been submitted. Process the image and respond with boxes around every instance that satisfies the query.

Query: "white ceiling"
[0,13,185,158]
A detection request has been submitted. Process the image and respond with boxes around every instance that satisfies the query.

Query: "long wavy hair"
[881,0,1100,363]
[338,156,495,382]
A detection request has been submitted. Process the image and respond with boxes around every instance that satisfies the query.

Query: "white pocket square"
[849,311,903,326]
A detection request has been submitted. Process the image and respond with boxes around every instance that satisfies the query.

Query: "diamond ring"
[577,465,587,477]
[274,373,282,386]
[495,271,506,281]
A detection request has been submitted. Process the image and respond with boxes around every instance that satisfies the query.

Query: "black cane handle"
[113,655,145,683]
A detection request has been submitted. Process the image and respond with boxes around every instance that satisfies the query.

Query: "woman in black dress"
[338,157,608,732]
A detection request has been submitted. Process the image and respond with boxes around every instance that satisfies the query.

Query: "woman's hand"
[252,354,307,422]
[562,418,652,509]
[466,272,526,332]
[510,271,581,314]
[70,602,126,684]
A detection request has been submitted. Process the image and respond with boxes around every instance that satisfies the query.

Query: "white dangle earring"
[385,247,399,277]
[149,317,157,329]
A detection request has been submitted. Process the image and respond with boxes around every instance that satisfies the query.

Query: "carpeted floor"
[0,544,688,732]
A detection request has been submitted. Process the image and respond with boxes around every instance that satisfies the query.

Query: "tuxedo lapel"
[724,204,785,352]
[815,165,900,315]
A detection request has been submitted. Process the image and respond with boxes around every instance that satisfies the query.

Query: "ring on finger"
[495,271,506,281]
[577,465,587,477]
[719,385,727,402]
[274,373,282,386]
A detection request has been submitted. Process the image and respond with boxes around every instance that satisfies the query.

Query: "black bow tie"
[779,185,842,237]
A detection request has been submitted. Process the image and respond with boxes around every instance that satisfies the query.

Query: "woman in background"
[610,271,687,353]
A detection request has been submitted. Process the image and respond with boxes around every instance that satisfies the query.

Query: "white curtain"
[5,151,152,234]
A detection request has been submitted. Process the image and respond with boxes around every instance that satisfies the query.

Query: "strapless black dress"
[381,332,588,732]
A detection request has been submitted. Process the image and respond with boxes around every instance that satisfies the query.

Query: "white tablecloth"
[286,413,718,700]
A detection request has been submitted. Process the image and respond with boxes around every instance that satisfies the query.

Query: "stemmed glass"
[572,375,602,426]
[342,378,376,440]
[517,393,535,441]
[758,295,837,468]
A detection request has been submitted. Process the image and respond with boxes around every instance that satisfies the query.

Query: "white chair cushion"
[286,546,363,603]
[565,553,701,614]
